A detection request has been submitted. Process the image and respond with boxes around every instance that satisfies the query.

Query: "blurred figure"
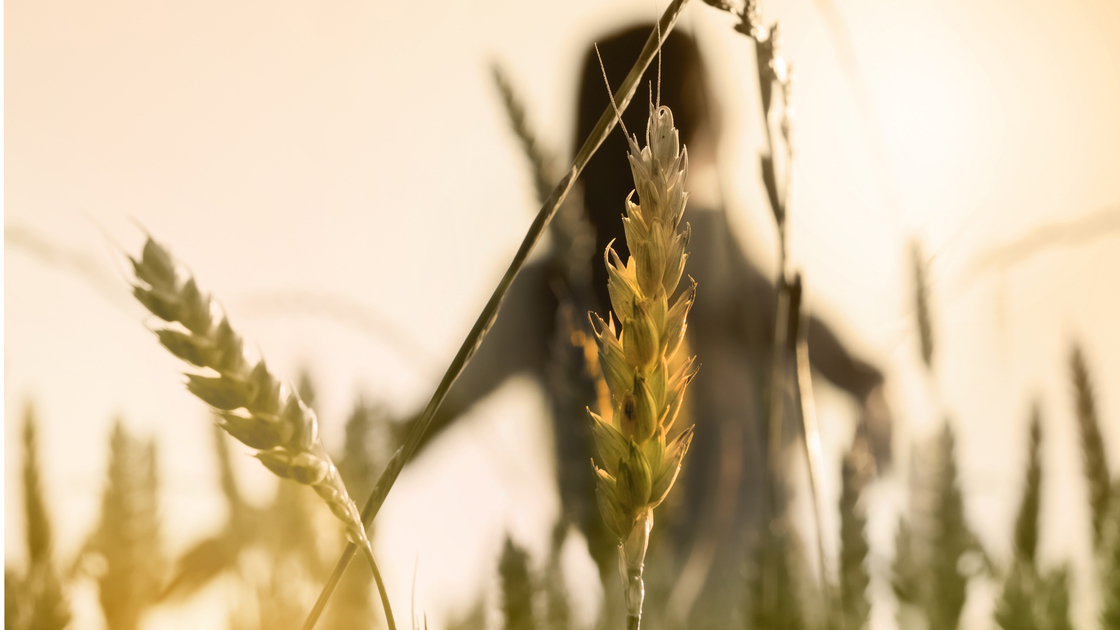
[405,24,891,629]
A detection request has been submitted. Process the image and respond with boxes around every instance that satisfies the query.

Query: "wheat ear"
[587,97,696,630]
[128,237,395,630]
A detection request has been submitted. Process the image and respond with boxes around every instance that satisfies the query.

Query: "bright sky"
[6,0,1120,628]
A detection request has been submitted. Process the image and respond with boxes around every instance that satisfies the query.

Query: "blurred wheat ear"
[1103,510,1120,629]
[158,424,251,604]
[500,537,537,630]
[1013,404,1044,564]
[492,64,557,206]
[749,514,810,630]
[893,423,979,630]
[927,423,974,630]
[994,404,1074,630]
[492,62,594,302]
[5,404,72,630]
[87,420,167,630]
[1069,344,1112,552]
[910,241,934,370]
[834,444,871,630]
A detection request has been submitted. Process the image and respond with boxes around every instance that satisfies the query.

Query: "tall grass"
[6,405,71,630]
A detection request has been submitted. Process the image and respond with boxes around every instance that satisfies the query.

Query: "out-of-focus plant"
[749,515,811,630]
[1103,506,1120,629]
[994,405,1073,630]
[500,537,537,630]
[157,376,395,630]
[84,421,167,630]
[892,423,977,630]
[833,444,872,630]
[892,244,984,630]
[700,4,837,625]
[5,404,72,630]
[1070,344,1112,551]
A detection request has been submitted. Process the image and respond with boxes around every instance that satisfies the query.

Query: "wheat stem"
[361,545,396,630]
[300,5,693,627]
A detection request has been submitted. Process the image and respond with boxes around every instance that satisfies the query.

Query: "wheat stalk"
[703,2,842,614]
[128,237,395,630]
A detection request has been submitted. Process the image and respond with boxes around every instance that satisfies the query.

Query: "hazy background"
[6,0,1120,627]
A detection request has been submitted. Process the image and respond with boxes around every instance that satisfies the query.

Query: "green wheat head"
[587,97,696,628]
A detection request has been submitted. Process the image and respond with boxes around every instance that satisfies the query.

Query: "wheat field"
[6,0,1120,628]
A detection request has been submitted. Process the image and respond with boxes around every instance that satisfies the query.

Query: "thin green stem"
[627,613,641,630]
[299,4,693,628]
[361,543,396,630]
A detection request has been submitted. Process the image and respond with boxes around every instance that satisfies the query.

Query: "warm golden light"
[6,0,1120,628]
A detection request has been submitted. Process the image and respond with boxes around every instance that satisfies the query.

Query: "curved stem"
[361,543,396,630]
[299,3,694,628]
